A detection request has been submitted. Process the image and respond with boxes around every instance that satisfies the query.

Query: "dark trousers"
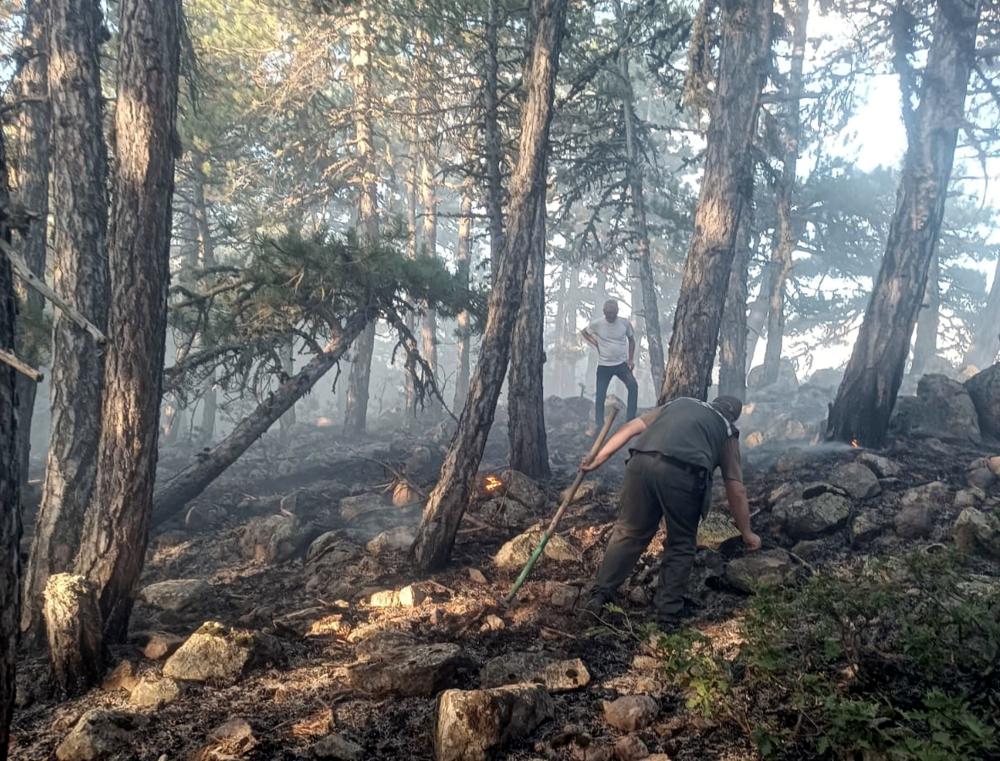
[594,453,704,622]
[595,362,638,428]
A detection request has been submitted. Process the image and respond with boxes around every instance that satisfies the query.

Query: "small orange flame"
[484,475,503,493]
[850,438,860,449]
[316,416,335,428]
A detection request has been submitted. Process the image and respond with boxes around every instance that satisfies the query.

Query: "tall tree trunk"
[659,0,773,403]
[509,189,551,478]
[0,114,23,761]
[718,187,754,400]
[744,276,769,373]
[911,253,939,376]
[586,269,607,387]
[404,138,420,419]
[412,0,568,570]
[23,0,109,645]
[419,150,440,398]
[760,0,809,387]
[615,0,664,393]
[278,341,297,437]
[484,0,504,280]
[192,167,217,444]
[72,0,182,648]
[562,266,580,395]
[964,253,1000,370]
[344,10,380,435]
[454,184,473,410]
[153,314,368,526]
[826,0,980,447]
[11,0,50,485]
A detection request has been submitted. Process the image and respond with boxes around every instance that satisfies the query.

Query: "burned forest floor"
[10,374,1000,761]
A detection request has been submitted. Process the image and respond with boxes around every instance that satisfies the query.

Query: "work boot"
[576,589,615,624]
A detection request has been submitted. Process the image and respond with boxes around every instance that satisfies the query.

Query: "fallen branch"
[0,238,107,345]
[0,348,43,382]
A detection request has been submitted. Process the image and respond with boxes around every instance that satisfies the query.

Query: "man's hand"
[742,531,762,551]
[580,454,601,472]
[627,359,635,372]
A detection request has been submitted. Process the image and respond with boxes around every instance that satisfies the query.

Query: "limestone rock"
[602,695,658,732]
[140,632,185,661]
[850,511,882,544]
[894,504,934,540]
[889,374,981,443]
[614,734,649,761]
[306,532,363,567]
[129,676,181,709]
[339,493,390,522]
[313,733,363,760]
[857,452,902,478]
[368,584,427,608]
[954,487,987,509]
[195,718,257,760]
[965,364,1000,439]
[828,462,881,500]
[163,621,259,684]
[435,684,555,761]
[495,525,580,570]
[55,710,147,761]
[497,469,548,510]
[790,539,825,560]
[954,508,1000,559]
[101,661,139,693]
[346,642,463,697]
[478,497,530,529]
[900,481,951,511]
[562,479,602,504]
[366,526,415,555]
[139,578,211,612]
[966,458,999,491]
[773,493,851,539]
[392,481,421,506]
[467,568,488,584]
[480,652,590,692]
[543,581,579,610]
[238,513,305,564]
[725,549,796,593]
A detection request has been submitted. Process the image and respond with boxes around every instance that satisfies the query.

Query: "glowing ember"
[850,438,861,448]
[316,416,335,428]
[484,475,503,493]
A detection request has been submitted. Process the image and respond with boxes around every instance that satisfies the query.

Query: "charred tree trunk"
[509,189,551,478]
[153,314,368,526]
[42,574,101,696]
[964,253,1000,370]
[454,185,474,410]
[615,1,664,393]
[826,0,980,447]
[0,123,23,761]
[344,11,380,435]
[11,0,50,485]
[659,0,772,403]
[911,253,940,376]
[412,0,568,570]
[760,0,808,388]
[718,190,754,400]
[484,0,505,280]
[23,0,109,645]
[192,168,217,444]
[73,0,182,649]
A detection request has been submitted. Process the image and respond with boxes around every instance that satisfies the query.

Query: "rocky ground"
[8,364,1000,761]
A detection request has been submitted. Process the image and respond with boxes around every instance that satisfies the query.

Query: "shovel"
[504,406,620,604]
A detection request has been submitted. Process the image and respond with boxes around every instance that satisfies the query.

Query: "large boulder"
[128,676,181,709]
[803,367,843,391]
[480,652,590,692]
[828,462,881,500]
[893,481,951,540]
[953,508,1000,559]
[889,374,981,443]
[493,469,547,510]
[494,525,580,570]
[435,684,554,761]
[773,492,851,539]
[965,364,1000,440]
[138,578,211,612]
[238,513,307,564]
[602,695,658,732]
[747,359,798,391]
[163,621,261,684]
[725,549,796,593]
[346,642,463,697]
[55,710,147,761]
[306,532,363,567]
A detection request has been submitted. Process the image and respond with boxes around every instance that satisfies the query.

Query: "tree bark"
[562,266,581,395]
[659,0,773,403]
[11,0,50,485]
[484,0,505,280]
[964,253,1000,370]
[42,574,102,696]
[826,0,980,447]
[73,0,182,647]
[0,120,23,761]
[718,187,754,400]
[760,0,808,388]
[153,313,368,526]
[586,270,607,386]
[411,0,568,570]
[344,11,380,435]
[404,136,420,420]
[23,0,109,645]
[911,252,940,377]
[509,189,551,478]
[419,150,440,399]
[192,167,217,444]
[615,0,664,393]
[454,184,473,410]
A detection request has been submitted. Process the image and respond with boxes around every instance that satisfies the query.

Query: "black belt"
[635,450,708,478]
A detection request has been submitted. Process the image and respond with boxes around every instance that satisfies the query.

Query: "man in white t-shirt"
[581,299,638,430]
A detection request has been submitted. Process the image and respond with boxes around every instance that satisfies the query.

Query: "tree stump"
[43,573,103,694]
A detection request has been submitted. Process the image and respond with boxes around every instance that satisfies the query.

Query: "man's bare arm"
[581,327,599,350]
[581,416,647,471]
[721,438,761,550]
[627,335,636,369]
